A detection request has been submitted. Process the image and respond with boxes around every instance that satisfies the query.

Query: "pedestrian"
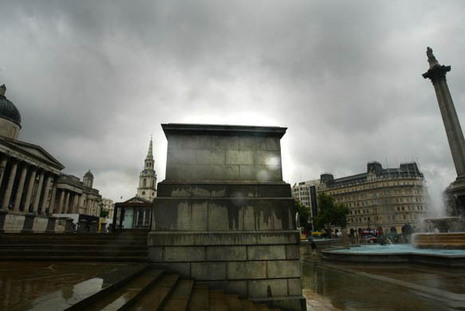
[309,235,317,256]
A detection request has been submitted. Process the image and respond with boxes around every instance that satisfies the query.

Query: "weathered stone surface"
[163,246,205,262]
[148,231,298,246]
[148,247,163,262]
[267,260,301,278]
[288,278,303,296]
[150,124,304,310]
[227,261,267,279]
[163,125,285,182]
[191,262,226,280]
[207,246,247,261]
[285,245,300,260]
[157,182,291,198]
[164,262,191,277]
[153,197,294,232]
[248,279,288,297]
[247,245,286,260]
[225,281,248,297]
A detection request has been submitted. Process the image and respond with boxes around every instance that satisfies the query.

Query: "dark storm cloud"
[1,0,465,203]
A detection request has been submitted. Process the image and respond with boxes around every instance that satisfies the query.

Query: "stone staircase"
[0,230,149,261]
[0,231,286,310]
[66,264,282,311]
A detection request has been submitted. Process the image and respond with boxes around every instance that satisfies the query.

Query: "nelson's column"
[423,47,465,216]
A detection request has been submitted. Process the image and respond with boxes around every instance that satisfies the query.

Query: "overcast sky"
[1,1,464,213]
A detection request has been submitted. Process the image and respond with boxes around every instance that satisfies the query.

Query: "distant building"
[100,198,114,221]
[319,162,429,233]
[55,171,101,217]
[136,137,157,201]
[292,179,319,230]
[0,84,101,232]
[113,137,157,230]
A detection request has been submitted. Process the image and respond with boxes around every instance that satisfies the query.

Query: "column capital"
[423,64,451,84]
[422,47,451,84]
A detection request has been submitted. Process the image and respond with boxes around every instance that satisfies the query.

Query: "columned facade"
[0,155,63,215]
[0,85,103,233]
[53,174,101,218]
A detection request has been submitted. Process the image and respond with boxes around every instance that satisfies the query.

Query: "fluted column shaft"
[64,192,71,213]
[13,165,28,212]
[40,175,52,214]
[2,162,18,209]
[49,183,57,214]
[0,158,7,189]
[57,190,65,213]
[32,173,44,213]
[23,169,37,213]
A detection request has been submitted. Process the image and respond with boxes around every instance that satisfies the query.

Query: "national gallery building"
[0,85,101,232]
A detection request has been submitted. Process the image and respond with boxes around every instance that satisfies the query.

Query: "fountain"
[320,48,465,265]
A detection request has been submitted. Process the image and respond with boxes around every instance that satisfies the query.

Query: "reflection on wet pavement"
[31,277,104,310]
[0,262,128,311]
[302,256,465,310]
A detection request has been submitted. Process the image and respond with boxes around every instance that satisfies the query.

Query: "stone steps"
[0,231,149,261]
[69,265,283,311]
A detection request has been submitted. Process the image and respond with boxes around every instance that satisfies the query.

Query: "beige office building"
[319,162,429,233]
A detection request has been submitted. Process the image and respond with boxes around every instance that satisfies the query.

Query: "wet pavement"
[0,261,135,311]
[302,254,465,310]
[2,258,465,310]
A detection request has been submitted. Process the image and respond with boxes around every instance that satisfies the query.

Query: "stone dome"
[0,85,21,127]
[84,170,94,178]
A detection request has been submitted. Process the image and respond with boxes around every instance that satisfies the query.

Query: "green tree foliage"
[314,193,349,230]
[293,199,310,228]
[100,209,109,218]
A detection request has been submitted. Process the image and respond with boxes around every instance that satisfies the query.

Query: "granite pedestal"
[149,124,305,311]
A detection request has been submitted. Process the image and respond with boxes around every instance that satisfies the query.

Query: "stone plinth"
[149,124,305,311]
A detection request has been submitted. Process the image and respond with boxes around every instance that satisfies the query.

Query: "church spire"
[138,136,157,201]
[146,135,153,160]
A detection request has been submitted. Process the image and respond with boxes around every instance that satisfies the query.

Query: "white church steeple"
[137,136,157,201]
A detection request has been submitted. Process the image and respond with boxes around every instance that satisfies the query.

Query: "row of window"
[328,179,423,195]
[349,205,426,215]
[348,212,422,223]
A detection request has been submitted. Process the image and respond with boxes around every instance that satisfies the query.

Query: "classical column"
[40,175,52,214]
[64,192,71,213]
[0,158,7,188]
[2,161,18,210]
[23,168,37,213]
[49,182,57,214]
[57,190,65,213]
[71,194,79,214]
[13,165,28,212]
[423,47,465,178]
[32,173,44,213]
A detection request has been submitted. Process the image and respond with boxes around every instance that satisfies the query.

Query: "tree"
[314,193,349,231]
[293,199,310,229]
[100,209,109,218]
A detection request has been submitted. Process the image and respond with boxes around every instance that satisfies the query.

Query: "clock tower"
[137,137,157,201]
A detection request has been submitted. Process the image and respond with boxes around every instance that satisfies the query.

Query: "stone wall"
[0,211,71,233]
[148,124,305,311]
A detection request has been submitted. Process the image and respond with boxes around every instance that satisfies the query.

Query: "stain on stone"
[223,201,240,231]
[153,200,181,231]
